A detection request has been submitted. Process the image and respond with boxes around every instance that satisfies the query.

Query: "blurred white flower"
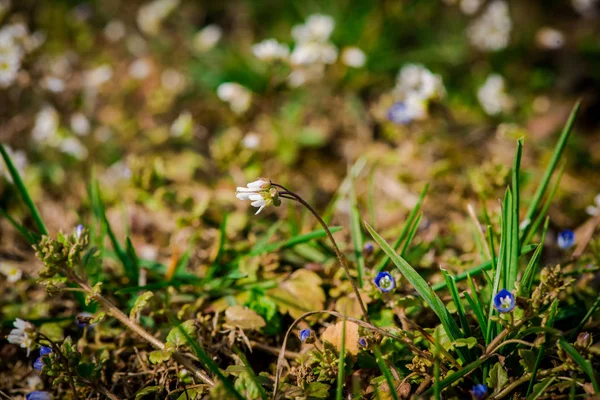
[252,38,289,62]
[7,318,35,356]
[292,14,335,43]
[192,24,222,53]
[161,68,186,93]
[0,145,27,181]
[41,76,66,93]
[468,1,512,52]
[341,46,366,68]
[0,262,22,282]
[217,82,252,114]
[536,27,565,49]
[0,27,22,88]
[477,74,513,115]
[460,0,482,14]
[395,63,445,101]
[387,94,427,124]
[27,375,43,390]
[170,111,193,137]
[287,64,325,87]
[59,137,88,160]
[290,42,337,65]
[128,58,152,80]
[126,34,148,57]
[70,113,91,136]
[572,0,598,15]
[104,19,126,42]
[236,178,280,215]
[32,106,59,143]
[137,0,180,36]
[84,64,113,87]
[586,194,600,216]
[242,132,260,149]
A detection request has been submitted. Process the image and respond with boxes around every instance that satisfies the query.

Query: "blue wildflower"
[557,229,575,250]
[471,384,487,399]
[387,102,413,125]
[493,289,515,313]
[373,271,395,292]
[75,224,85,240]
[358,337,368,347]
[299,329,312,342]
[39,346,52,356]
[363,242,374,255]
[26,392,52,400]
[33,357,44,371]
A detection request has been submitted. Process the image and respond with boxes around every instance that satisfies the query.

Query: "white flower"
[341,46,366,68]
[104,19,126,42]
[287,64,325,87]
[217,82,252,114]
[193,24,222,53]
[7,318,35,355]
[586,194,600,216]
[70,113,91,136]
[572,0,598,15]
[170,111,193,137]
[387,94,428,124]
[84,64,113,87]
[0,145,27,181]
[161,68,186,93]
[236,178,280,214]
[242,133,260,149]
[32,106,59,143]
[395,64,445,101]
[137,0,179,36]
[477,74,513,115]
[468,1,512,52]
[0,262,22,282]
[460,0,482,15]
[41,76,66,93]
[252,39,289,62]
[0,52,20,87]
[292,14,335,43]
[536,27,565,50]
[59,137,88,160]
[290,42,337,65]
[128,58,152,80]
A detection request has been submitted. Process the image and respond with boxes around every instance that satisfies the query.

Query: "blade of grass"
[522,101,580,237]
[400,213,422,257]
[433,327,441,400]
[526,377,556,400]
[250,220,283,254]
[509,138,523,287]
[526,300,558,397]
[248,226,342,256]
[0,208,35,244]
[336,316,347,400]
[558,338,600,393]
[424,355,491,396]
[374,183,429,272]
[365,221,469,363]
[520,218,548,297]
[442,270,471,337]
[0,144,48,236]
[233,346,268,400]
[373,345,399,400]
[464,292,487,339]
[176,323,245,400]
[349,178,365,286]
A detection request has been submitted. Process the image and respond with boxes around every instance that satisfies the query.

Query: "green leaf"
[0,144,48,237]
[442,270,471,337]
[248,227,342,256]
[129,291,154,319]
[526,377,556,400]
[85,282,102,306]
[166,320,197,347]
[305,382,330,398]
[453,337,478,350]
[519,349,537,373]
[520,218,548,297]
[365,221,468,362]
[135,385,162,399]
[487,362,509,395]
[149,348,174,364]
[76,362,96,379]
[423,356,490,396]
[373,345,399,400]
[558,338,600,393]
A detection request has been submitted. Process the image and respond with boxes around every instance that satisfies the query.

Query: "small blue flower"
[374,271,395,292]
[75,224,85,240]
[363,242,374,255]
[387,102,413,125]
[39,346,52,356]
[33,357,44,371]
[26,392,53,400]
[471,384,487,400]
[299,329,312,342]
[557,229,575,250]
[493,289,515,313]
[358,337,368,347]
[76,312,95,328]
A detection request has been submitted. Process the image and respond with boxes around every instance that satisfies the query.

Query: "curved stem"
[275,185,370,323]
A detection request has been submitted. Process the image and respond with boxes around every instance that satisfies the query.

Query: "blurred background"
[1,0,600,342]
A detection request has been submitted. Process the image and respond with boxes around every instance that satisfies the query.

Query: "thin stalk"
[276,185,370,322]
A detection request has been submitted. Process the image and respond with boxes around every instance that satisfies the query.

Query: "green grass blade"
[526,300,558,397]
[248,226,342,256]
[523,101,580,230]
[526,377,556,400]
[424,356,490,396]
[573,291,600,338]
[233,347,268,400]
[558,338,599,393]
[520,218,548,297]
[373,345,399,400]
[336,316,347,400]
[0,144,48,236]
[400,213,422,257]
[433,327,441,400]
[374,183,428,272]
[349,179,365,286]
[0,208,35,244]
[464,292,487,339]
[509,138,523,287]
[250,220,283,254]
[442,270,471,337]
[365,221,468,361]
[176,323,245,400]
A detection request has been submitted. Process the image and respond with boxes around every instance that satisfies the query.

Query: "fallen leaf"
[321,320,360,355]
